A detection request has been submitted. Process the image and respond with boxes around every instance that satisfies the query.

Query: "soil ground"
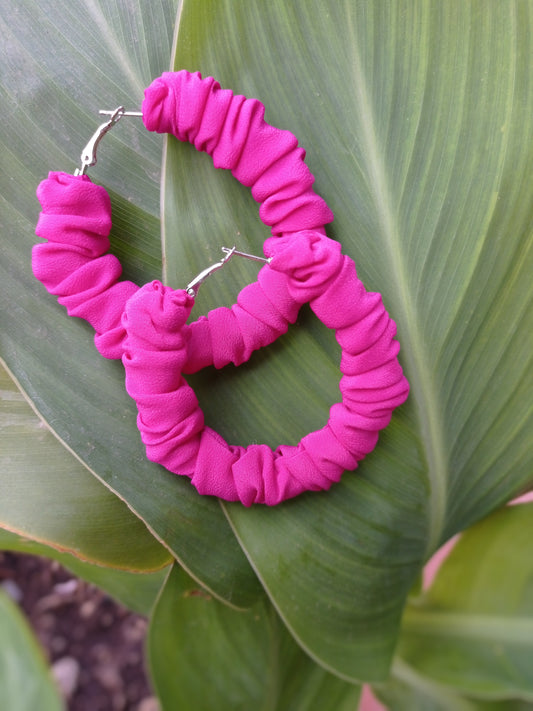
[0,551,158,711]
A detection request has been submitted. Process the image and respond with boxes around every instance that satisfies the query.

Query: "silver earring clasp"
[74,106,143,176]
[186,246,271,297]
[98,110,143,118]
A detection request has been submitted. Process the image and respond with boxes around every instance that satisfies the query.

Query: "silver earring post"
[186,246,271,297]
[98,110,143,118]
[74,106,143,176]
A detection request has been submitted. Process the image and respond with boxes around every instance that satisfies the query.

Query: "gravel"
[0,551,159,711]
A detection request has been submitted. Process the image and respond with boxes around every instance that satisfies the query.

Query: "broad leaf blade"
[0,360,170,571]
[148,565,361,711]
[399,504,533,700]
[0,587,63,711]
[164,1,533,680]
[0,0,260,606]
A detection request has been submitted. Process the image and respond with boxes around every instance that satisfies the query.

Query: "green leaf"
[0,587,63,711]
[0,360,169,614]
[0,528,167,616]
[162,1,533,680]
[0,360,170,572]
[374,660,533,711]
[399,504,533,701]
[2,0,533,690]
[373,660,486,711]
[148,565,360,711]
[0,0,260,607]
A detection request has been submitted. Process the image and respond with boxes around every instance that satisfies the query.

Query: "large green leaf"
[0,0,260,607]
[163,0,533,680]
[0,587,63,711]
[0,360,170,571]
[398,504,533,701]
[148,565,361,711]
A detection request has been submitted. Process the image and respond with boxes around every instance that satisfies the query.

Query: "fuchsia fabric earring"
[33,70,409,506]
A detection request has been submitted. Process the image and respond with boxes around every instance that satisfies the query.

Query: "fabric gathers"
[142,71,334,237]
[33,70,409,505]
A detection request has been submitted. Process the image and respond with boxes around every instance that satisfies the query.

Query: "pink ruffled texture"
[121,232,409,506]
[33,70,410,505]
[142,71,334,236]
[182,230,342,373]
[33,172,139,359]
[33,71,334,363]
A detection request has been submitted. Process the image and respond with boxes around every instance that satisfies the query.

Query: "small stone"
[94,663,122,690]
[0,579,23,603]
[52,656,80,699]
[80,599,97,618]
[122,616,147,642]
[53,579,78,596]
[137,697,160,711]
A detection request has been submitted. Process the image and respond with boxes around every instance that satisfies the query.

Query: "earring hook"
[74,106,143,176]
[185,246,271,297]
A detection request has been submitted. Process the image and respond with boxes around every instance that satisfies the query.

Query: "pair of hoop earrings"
[34,71,409,506]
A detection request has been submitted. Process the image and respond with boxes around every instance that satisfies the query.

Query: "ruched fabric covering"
[33,70,409,505]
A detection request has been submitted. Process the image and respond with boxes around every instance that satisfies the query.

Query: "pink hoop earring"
[33,70,409,506]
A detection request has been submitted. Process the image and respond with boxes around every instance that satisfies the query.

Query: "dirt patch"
[0,551,159,711]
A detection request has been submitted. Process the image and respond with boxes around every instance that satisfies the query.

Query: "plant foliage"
[1,1,532,708]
